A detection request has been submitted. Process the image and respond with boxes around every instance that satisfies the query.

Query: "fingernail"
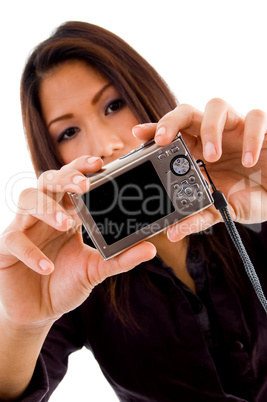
[204,142,216,157]
[167,226,184,242]
[39,259,53,272]
[66,219,76,229]
[132,128,138,138]
[155,126,166,138]
[133,123,151,129]
[243,152,254,167]
[167,228,176,242]
[56,211,71,224]
[132,124,148,137]
[72,175,87,184]
[87,157,101,164]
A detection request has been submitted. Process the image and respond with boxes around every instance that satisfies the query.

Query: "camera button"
[185,187,194,196]
[171,146,179,153]
[173,183,181,191]
[158,153,166,160]
[181,199,188,205]
[189,175,196,183]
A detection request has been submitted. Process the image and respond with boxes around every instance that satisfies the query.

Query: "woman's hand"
[133,98,267,241]
[0,155,156,329]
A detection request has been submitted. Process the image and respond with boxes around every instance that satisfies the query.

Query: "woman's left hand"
[133,98,267,241]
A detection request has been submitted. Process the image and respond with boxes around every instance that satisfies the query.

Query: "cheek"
[119,107,139,129]
[118,111,142,146]
[56,142,86,165]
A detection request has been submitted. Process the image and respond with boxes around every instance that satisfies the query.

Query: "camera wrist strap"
[197,160,267,314]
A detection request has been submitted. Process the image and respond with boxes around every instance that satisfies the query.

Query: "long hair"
[20,21,177,175]
[20,21,249,327]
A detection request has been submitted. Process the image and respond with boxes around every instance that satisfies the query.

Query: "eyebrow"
[92,83,112,105]
[47,82,112,128]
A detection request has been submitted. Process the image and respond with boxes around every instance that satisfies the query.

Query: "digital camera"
[70,133,213,259]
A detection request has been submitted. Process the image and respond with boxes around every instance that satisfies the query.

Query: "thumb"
[132,123,157,142]
[87,241,157,287]
[166,208,221,242]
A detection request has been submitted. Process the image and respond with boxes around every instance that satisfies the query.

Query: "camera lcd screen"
[82,160,175,245]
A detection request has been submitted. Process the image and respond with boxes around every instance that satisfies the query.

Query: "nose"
[89,130,124,159]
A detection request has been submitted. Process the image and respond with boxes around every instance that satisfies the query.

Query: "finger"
[201,98,242,162]
[132,123,157,141]
[154,104,203,146]
[38,155,103,195]
[166,208,222,242]
[242,109,267,167]
[87,241,157,287]
[0,230,54,275]
[63,154,103,174]
[16,188,76,231]
[115,241,157,272]
[133,105,203,147]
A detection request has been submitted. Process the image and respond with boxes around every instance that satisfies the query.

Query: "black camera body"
[70,134,213,259]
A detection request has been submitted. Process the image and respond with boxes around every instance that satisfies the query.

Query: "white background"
[0,0,266,400]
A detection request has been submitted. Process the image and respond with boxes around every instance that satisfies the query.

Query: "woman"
[0,21,267,401]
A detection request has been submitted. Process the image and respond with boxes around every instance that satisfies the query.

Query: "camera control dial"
[170,155,190,176]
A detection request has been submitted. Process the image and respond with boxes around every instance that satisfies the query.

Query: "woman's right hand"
[0,155,156,330]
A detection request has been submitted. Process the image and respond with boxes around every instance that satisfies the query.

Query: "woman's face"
[39,60,142,165]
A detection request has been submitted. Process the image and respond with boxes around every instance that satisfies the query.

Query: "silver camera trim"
[70,133,213,260]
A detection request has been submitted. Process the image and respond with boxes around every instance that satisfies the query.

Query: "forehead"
[39,60,109,120]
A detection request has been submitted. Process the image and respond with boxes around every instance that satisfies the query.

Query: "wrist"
[0,312,55,341]
[0,314,53,400]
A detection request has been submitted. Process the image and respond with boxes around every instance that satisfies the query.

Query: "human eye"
[58,127,80,143]
[104,99,125,116]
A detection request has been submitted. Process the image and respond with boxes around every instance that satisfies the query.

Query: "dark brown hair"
[20,21,177,175]
[20,21,178,326]
[21,21,249,327]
